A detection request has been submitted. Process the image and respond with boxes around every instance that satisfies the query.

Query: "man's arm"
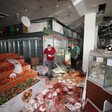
[43,53,46,63]
[51,48,56,57]
[43,49,47,63]
[52,52,56,57]
[75,50,78,59]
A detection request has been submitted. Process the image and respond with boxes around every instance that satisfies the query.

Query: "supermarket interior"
[0,0,112,112]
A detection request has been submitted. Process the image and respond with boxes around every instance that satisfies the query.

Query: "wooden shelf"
[0,64,31,80]
[0,70,37,93]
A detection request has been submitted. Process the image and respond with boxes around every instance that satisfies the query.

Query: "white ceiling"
[0,0,112,35]
[0,0,79,26]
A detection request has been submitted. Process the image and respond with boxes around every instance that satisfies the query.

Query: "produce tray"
[0,70,37,93]
[0,64,31,80]
[0,58,25,69]
[0,54,19,60]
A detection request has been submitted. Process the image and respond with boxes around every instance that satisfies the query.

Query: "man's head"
[47,44,51,50]
[75,44,78,46]
[71,44,74,48]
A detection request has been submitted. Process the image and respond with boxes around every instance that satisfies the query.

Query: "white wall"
[53,20,64,34]
[83,13,96,72]
[28,22,48,33]
[95,26,98,49]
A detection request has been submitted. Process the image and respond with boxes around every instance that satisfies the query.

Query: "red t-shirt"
[44,47,56,61]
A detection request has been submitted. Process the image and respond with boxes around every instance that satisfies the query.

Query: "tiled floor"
[23,63,85,112]
[38,62,83,87]
[37,66,86,112]
[45,74,85,88]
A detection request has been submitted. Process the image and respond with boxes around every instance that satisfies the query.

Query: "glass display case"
[88,50,112,93]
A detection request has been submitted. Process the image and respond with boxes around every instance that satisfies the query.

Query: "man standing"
[70,44,78,70]
[43,44,56,79]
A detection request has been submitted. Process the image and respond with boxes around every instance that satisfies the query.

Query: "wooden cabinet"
[86,80,112,111]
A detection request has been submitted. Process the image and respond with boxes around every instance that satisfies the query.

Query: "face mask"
[72,47,74,49]
[48,49,51,51]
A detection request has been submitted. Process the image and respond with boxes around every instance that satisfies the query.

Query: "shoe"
[50,75,53,78]
[48,76,52,80]
[47,75,52,80]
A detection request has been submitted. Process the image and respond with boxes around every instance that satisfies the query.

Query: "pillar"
[82,13,96,73]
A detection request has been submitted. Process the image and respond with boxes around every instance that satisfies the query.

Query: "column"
[82,13,96,72]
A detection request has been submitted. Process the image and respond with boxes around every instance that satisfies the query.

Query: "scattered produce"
[0,63,28,73]
[0,70,36,85]
[0,78,40,105]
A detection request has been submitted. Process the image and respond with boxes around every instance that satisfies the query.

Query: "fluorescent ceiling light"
[0,12,9,17]
[56,5,59,7]
[73,0,82,6]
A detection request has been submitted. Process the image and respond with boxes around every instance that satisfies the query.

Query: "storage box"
[36,65,48,75]
[30,57,40,66]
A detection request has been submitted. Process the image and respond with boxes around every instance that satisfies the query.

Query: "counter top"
[90,50,112,58]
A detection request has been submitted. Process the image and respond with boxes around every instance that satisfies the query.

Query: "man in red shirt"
[43,44,56,79]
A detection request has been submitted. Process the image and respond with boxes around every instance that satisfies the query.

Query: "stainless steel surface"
[0,35,69,64]
[0,38,43,64]
[17,41,20,55]
[28,40,31,58]
[1,42,3,53]
[0,42,2,53]
[35,40,38,57]
[4,42,7,53]
[12,41,15,53]
[8,41,11,53]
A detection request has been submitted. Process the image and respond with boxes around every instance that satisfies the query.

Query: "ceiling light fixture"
[56,5,59,7]
[0,12,9,17]
[0,15,5,18]
[0,12,9,19]
[21,16,30,27]
[73,0,82,6]
[21,0,31,27]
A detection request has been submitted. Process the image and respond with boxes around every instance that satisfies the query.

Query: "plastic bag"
[36,65,48,75]
[6,59,23,74]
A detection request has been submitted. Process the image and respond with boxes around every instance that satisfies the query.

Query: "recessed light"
[56,5,59,7]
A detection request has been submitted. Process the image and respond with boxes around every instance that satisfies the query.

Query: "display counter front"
[86,79,112,111]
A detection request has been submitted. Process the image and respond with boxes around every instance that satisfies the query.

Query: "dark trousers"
[46,61,54,77]
[71,58,77,69]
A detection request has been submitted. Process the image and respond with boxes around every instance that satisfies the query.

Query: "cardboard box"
[30,57,40,66]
